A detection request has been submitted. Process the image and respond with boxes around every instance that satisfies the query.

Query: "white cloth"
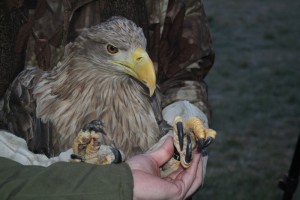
[163,100,209,128]
[0,130,72,166]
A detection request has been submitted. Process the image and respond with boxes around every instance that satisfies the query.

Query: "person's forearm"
[0,157,133,200]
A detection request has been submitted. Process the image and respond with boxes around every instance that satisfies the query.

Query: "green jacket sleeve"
[0,157,133,200]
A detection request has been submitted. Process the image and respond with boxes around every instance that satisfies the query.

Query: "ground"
[195,0,300,199]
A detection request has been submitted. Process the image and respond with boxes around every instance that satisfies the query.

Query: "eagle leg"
[71,120,123,165]
[173,116,216,168]
[71,129,101,164]
[185,117,216,156]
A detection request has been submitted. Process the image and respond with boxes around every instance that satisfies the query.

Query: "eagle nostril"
[136,57,143,61]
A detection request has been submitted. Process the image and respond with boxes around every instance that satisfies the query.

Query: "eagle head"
[69,16,156,96]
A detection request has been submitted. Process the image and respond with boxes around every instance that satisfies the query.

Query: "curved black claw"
[176,122,184,151]
[82,120,106,134]
[70,154,85,162]
[201,149,208,157]
[185,134,192,164]
[204,137,214,148]
[197,138,205,153]
[197,137,213,156]
[111,147,123,164]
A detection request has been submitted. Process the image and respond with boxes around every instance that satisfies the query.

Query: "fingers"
[147,136,174,167]
[167,152,201,199]
[185,153,203,198]
[178,152,200,182]
[129,136,203,200]
[168,153,203,199]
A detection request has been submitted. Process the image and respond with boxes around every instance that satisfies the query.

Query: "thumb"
[147,136,174,167]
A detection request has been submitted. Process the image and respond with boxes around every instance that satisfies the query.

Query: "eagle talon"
[201,148,208,157]
[173,116,193,168]
[197,138,205,152]
[204,137,214,148]
[70,154,85,162]
[176,121,184,151]
[172,116,216,168]
[185,134,192,164]
[82,120,105,134]
[198,137,214,153]
[72,122,126,165]
[72,127,102,164]
[111,147,123,164]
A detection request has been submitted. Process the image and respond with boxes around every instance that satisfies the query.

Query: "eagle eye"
[107,44,119,54]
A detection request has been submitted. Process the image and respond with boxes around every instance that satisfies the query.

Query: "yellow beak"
[122,48,156,96]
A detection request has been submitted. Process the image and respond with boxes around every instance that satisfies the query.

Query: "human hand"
[127,136,203,200]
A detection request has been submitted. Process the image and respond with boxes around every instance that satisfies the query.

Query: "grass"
[195,0,300,199]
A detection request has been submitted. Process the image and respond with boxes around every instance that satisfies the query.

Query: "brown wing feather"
[2,67,55,157]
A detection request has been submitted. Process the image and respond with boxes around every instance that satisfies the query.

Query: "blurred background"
[196,0,300,199]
